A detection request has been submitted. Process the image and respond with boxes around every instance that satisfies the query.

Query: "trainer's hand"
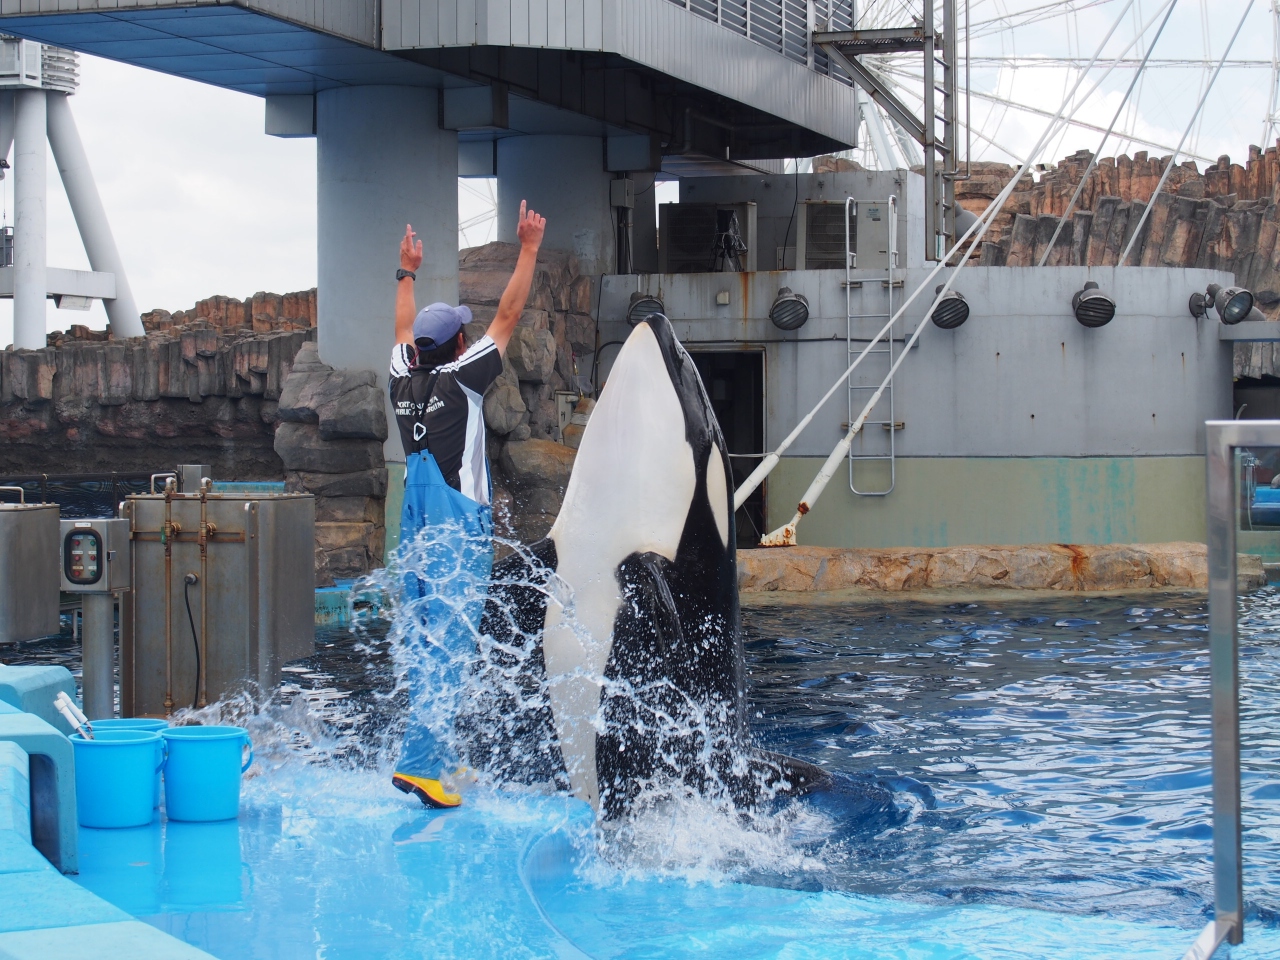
[400,224,423,272]
[516,200,546,251]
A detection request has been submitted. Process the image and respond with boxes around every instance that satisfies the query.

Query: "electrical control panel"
[60,519,130,593]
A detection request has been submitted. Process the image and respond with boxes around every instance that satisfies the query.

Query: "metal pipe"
[197,478,212,707]
[80,592,115,720]
[121,498,135,717]
[162,477,177,714]
[12,88,45,350]
[734,0,1140,515]
[0,486,25,503]
[46,92,143,339]
[1121,0,1257,265]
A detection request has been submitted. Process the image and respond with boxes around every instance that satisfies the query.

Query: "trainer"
[389,201,546,809]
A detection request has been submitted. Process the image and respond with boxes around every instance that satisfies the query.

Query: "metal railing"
[1183,419,1269,958]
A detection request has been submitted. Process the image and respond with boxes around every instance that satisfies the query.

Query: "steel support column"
[81,592,115,720]
[13,88,45,349]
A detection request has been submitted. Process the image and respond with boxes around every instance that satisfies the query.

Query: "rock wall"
[456,242,594,541]
[274,343,387,586]
[0,323,314,478]
[818,147,1280,314]
[935,147,1280,315]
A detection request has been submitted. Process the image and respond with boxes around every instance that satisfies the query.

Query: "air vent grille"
[804,202,852,270]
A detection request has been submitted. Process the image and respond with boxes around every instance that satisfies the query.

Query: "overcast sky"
[0,0,1273,347]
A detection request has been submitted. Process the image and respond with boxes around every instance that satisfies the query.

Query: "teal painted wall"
[384,461,405,557]
[765,456,1207,547]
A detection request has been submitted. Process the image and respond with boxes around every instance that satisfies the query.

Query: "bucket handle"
[241,736,254,774]
[155,741,168,774]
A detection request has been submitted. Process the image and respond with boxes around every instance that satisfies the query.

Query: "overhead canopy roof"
[0,1,858,161]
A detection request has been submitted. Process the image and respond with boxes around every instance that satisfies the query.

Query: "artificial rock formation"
[0,323,313,477]
[456,242,593,541]
[274,342,388,586]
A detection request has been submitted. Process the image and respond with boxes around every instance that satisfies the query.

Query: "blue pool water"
[23,589,1280,958]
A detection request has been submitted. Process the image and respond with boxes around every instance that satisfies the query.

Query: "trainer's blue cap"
[412,302,472,348]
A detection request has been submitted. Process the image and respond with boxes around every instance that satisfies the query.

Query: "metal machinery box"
[121,491,315,717]
[60,519,131,593]
[794,199,895,271]
[0,501,59,644]
[658,202,758,273]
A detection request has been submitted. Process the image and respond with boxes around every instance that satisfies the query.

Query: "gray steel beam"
[818,43,925,145]
[813,27,927,54]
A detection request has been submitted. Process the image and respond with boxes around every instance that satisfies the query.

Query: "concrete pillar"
[13,89,46,351]
[316,86,458,460]
[47,93,143,340]
[497,135,614,276]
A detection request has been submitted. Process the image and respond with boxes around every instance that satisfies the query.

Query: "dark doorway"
[690,351,765,548]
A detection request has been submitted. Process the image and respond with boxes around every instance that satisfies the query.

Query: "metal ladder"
[845,195,899,497]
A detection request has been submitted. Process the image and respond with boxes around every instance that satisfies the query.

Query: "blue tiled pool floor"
[71,772,1280,960]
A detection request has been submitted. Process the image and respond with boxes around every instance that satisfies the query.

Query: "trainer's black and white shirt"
[389,336,503,505]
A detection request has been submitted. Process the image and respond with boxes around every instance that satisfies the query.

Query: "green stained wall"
[384,461,406,555]
[765,456,1207,548]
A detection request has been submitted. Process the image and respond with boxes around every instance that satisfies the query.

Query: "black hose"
[183,575,200,711]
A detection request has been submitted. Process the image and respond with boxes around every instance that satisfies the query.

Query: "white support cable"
[1266,1,1280,145]
[1037,0,1180,267]
[734,0,1142,515]
[752,0,1144,545]
[1120,0,1258,266]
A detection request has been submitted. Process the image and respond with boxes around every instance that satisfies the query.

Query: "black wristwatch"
[396,269,416,282]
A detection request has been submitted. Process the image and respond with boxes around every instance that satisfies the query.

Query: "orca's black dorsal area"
[464,314,827,818]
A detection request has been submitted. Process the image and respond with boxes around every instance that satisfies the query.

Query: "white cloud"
[0,54,318,347]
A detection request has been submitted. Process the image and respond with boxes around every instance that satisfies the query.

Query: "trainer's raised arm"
[487,201,547,355]
[394,223,424,346]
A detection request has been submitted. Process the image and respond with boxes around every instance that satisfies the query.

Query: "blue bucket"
[91,719,169,808]
[162,726,253,822]
[71,730,166,829]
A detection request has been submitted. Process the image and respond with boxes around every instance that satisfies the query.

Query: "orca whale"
[459,313,828,818]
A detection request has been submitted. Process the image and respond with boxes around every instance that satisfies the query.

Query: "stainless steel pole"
[1206,420,1247,946]
[80,592,115,720]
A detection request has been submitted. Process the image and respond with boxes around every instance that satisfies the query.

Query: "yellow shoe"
[392,772,462,809]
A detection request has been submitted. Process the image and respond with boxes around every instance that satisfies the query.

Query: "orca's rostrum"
[461,314,828,818]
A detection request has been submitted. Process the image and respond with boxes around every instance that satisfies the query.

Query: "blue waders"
[395,450,493,780]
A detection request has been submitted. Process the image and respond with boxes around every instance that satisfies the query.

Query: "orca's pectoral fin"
[748,749,833,800]
[615,552,684,657]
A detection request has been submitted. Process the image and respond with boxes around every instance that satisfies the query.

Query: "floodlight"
[1207,283,1254,324]
[1072,281,1115,328]
[769,287,810,330]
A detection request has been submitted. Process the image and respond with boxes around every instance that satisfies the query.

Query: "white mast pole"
[47,91,142,338]
[12,87,45,350]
